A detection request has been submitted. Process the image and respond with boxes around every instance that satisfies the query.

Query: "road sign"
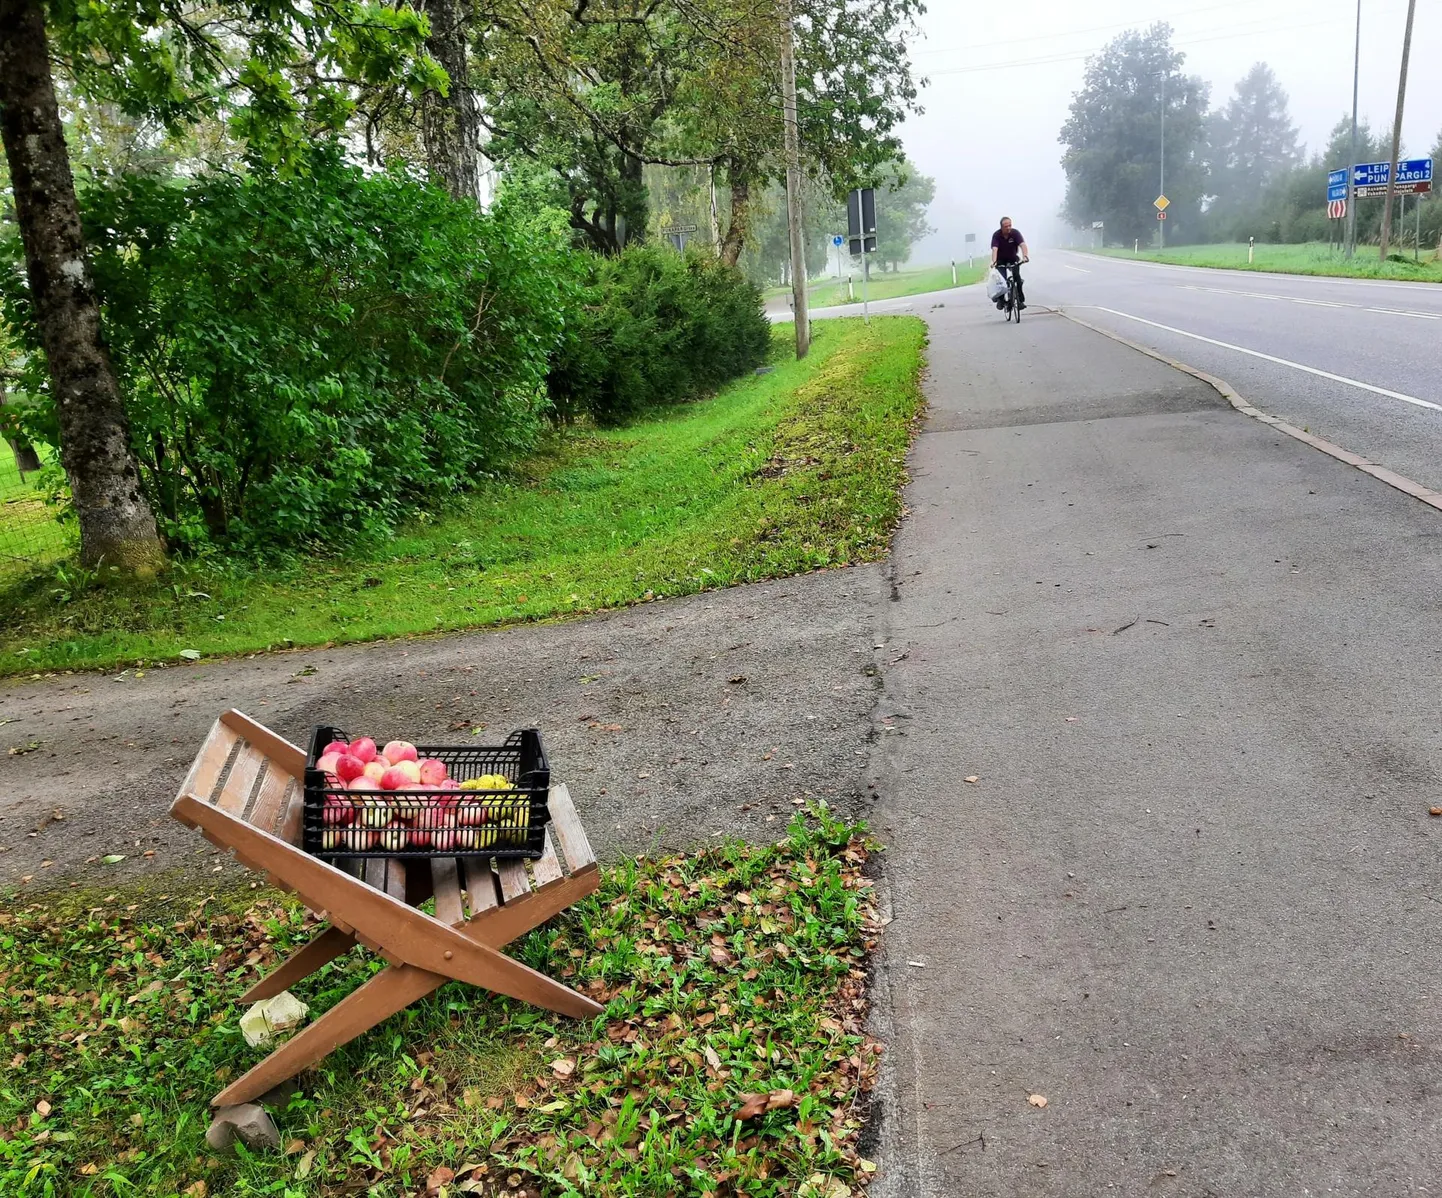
[1154,194,1170,212]
[1157,211,1167,221]
[1092,221,1105,229]
[832,235,843,248]
[1327,168,1348,202]
[964,233,976,243]
[1353,158,1433,188]
[846,188,876,256]
[1327,198,1347,219]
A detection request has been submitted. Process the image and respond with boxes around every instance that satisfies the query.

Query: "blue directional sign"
[1327,168,1348,202]
[1353,158,1433,187]
[832,235,844,247]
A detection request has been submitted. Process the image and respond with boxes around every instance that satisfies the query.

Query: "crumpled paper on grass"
[239,991,309,1048]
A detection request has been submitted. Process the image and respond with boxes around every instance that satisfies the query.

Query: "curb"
[1057,307,1442,516]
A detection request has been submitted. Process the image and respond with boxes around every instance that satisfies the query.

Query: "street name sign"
[1353,158,1433,188]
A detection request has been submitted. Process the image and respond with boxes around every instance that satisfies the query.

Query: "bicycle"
[997,259,1028,323]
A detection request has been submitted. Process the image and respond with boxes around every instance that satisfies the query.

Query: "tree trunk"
[418,0,481,201]
[0,0,166,575]
[0,380,42,476]
[719,175,751,268]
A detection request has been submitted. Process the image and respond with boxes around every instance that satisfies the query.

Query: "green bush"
[548,245,770,425]
[1,148,575,553]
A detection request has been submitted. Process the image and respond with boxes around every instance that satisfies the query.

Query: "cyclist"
[990,217,1029,311]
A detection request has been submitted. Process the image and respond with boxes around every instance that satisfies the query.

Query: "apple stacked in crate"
[315,736,530,853]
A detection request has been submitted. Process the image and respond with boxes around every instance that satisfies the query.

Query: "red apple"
[380,766,412,791]
[383,740,419,765]
[322,739,350,758]
[374,754,392,770]
[316,751,341,775]
[407,827,432,849]
[334,753,365,783]
[349,737,378,764]
[457,800,488,827]
[322,796,354,826]
[418,758,449,786]
[392,760,422,784]
[346,827,376,851]
[320,827,345,852]
[348,776,381,794]
[431,826,457,852]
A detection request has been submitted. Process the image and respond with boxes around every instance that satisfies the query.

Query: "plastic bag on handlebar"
[985,268,1006,302]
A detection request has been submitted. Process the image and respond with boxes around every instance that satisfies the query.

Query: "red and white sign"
[1327,198,1347,219]
[1157,211,1167,221]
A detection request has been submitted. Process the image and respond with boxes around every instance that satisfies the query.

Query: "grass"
[772,263,986,310]
[0,316,926,677]
[1090,241,1442,282]
[0,451,72,587]
[0,806,882,1198]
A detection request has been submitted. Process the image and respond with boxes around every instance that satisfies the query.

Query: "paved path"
[870,298,1442,1195]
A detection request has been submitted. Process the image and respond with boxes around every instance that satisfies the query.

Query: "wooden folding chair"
[170,709,604,1110]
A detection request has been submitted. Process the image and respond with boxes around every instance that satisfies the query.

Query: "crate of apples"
[304,728,542,859]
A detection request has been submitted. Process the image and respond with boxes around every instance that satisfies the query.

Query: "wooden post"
[779,0,809,359]
[1378,0,1417,260]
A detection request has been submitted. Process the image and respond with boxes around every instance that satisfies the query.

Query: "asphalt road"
[868,297,1442,1196]
[1025,252,1442,496]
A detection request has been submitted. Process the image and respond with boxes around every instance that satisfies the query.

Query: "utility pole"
[1345,0,1361,258]
[1159,70,1166,251]
[1378,0,1417,261]
[779,0,809,359]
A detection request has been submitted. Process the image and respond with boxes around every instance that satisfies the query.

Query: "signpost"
[1091,220,1104,250]
[832,234,844,279]
[965,231,976,268]
[847,188,876,324]
[1328,168,1348,202]
[1352,157,1432,196]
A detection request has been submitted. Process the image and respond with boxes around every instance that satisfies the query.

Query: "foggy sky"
[901,0,1439,260]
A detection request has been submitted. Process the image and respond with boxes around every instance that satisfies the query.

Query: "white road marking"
[1184,284,1440,320]
[1060,264,1091,273]
[1065,250,1442,295]
[1087,306,1442,415]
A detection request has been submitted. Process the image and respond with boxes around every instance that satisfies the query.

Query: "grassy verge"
[0,316,926,677]
[0,452,72,587]
[796,263,986,309]
[1089,242,1442,282]
[0,807,881,1198]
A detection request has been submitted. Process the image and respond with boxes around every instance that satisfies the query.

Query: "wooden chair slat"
[181,719,241,804]
[247,770,293,837]
[496,859,530,904]
[431,858,465,926]
[384,859,407,903]
[464,860,500,915]
[219,709,307,777]
[547,784,595,872]
[532,830,564,889]
[364,858,387,893]
[217,743,265,816]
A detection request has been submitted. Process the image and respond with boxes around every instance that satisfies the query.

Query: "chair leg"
[214,963,441,1108]
[239,926,356,1003]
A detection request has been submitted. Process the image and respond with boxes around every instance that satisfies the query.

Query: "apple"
[363,761,387,783]
[320,827,345,852]
[383,740,419,765]
[377,825,408,852]
[380,766,412,792]
[375,754,392,770]
[418,759,449,787]
[348,776,381,794]
[334,753,365,783]
[407,827,432,849]
[391,760,422,784]
[346,827,376,851]
[431,826,457,852]
[349,737,378,764]
[322,739,351,758]
[359,797,394,828]
[316,752,341,775]
[457,800,488,827]
[322,796,354,826]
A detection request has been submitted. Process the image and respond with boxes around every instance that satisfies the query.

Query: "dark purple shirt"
[992,227,1025,264]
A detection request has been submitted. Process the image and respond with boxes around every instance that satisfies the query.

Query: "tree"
[1059,24,1209,245]
[0,0,437,573]
[872,160,935,271]
[1206,63,1299,235]
[417,0,483,200]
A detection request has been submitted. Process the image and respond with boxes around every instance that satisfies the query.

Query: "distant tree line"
[1059,24,1442,251]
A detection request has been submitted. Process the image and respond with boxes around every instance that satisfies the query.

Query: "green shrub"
[548,245,770,425]
[1,148,575,553]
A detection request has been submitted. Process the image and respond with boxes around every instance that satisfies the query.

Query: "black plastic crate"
[301,725,551,862]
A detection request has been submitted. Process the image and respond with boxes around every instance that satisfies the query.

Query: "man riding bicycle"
[990,217,1029,311]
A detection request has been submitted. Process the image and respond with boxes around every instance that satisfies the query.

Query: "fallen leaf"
[709,944,733,967]
[704,1044,722,1071]
[101,854,126,865]
[427,1165,455,1192]
[735,1093,769,1121]
[1430,807,1442,818]
[284,1138,305,1155]
[184,1182,207,1198]
[178,650,202,661]
[767,1089,796,1111]
[1028,1094,1048,1108]
[296,1149,317,1178]
[79,1164,99,1176]
[964,776,980,785]
[551,1057,575,1078]
[35,1100,51,1118]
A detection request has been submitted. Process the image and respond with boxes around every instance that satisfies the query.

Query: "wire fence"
[0,445,73,586]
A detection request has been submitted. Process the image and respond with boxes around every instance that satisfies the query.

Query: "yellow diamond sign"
[1154,194,1170,212]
